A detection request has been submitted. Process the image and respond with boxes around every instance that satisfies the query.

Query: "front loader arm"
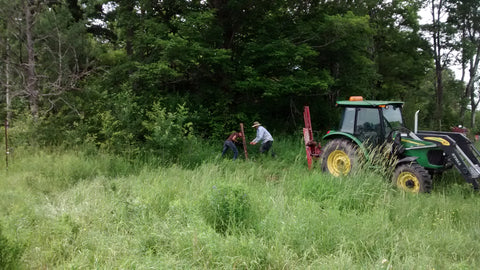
[417,131,480,190]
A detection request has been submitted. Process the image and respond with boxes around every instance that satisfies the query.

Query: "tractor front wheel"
[393,163,432,193]
[321,139,358,177]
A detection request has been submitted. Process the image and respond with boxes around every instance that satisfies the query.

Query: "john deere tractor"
[303,96,480,193]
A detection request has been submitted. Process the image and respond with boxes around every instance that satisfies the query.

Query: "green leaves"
[142,102,194,160]
[235,38,333,97]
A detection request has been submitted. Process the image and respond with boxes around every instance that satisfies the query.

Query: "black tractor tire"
[392,163,432,193]
[321,139,358,177]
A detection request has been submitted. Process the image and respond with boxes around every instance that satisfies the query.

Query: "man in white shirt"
[250,121,275,156]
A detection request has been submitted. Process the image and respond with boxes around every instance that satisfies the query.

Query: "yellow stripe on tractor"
[423,136,451,146]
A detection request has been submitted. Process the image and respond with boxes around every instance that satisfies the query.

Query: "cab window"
[382,105,403,137]
[355,108,381,145]
[339,107,355,134]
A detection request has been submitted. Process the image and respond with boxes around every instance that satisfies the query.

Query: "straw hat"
[252,121,261,127]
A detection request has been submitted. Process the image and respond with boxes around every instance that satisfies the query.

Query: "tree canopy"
[1,0,478,153]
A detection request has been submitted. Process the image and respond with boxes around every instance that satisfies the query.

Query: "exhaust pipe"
[414,110,420,134]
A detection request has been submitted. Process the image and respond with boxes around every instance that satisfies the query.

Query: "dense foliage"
[0,0,479,150]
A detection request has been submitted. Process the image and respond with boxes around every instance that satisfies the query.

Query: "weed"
[201,184,254,234]
[0,226,22,270]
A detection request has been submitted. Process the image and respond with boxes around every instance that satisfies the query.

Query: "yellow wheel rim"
[397,171,420,193]
[327,150,351,176]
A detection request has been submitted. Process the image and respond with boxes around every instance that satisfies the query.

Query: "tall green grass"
[1,138,480,269]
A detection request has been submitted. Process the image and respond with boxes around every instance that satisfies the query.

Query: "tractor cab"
[336,96,405,146]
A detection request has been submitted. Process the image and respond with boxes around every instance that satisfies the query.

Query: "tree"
[0,0,96,123]
[447,0,480,129]
[0,2,13,122]
[370,0,432,101]
[23,0,41,118]
[232,4,375,129]
[422,0,457,129]
[0,0,27,122]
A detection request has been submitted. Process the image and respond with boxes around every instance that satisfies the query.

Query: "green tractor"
[303,96,480,193]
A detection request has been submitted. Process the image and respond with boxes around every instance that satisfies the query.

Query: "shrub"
[6,112,40,147]
[201,184,254,234]
[96,90,143,156]
[142,102,194,162]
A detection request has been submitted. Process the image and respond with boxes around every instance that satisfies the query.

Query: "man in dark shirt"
[221,132,243,160]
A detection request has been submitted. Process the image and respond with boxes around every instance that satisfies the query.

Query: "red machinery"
[303,106,321,169]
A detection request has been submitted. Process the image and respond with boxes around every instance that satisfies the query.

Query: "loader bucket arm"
[303,106,321,169]
[417,131,480,190]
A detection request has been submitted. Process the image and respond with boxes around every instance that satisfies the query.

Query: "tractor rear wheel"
[321,139,358,176]
[392,163,432,193]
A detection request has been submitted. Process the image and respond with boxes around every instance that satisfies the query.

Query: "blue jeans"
[222,140,238,160]
[260,140,275,157]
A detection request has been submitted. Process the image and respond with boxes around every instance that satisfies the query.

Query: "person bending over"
[250,121,275,157]
[221,131,243,160]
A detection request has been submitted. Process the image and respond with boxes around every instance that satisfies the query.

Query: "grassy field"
[1,138,480,269]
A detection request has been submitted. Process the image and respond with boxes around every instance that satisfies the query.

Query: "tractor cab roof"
[337,96,404,108]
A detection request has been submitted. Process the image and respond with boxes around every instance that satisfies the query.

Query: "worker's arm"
[250,128,264,144]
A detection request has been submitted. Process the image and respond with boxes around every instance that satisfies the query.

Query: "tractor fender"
[322,131,369,160]
[395,156,419,167]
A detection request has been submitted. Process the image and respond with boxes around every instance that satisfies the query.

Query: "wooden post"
[240,123,248,160]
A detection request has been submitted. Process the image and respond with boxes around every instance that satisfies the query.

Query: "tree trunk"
[431,0,444,130]
[5,41,11,122]
[471,102,477,130]
[434,62,443,129]
[459,25,468,126]
[118,0,135,56]
[469,46,480,129]
[24,0,39,119]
